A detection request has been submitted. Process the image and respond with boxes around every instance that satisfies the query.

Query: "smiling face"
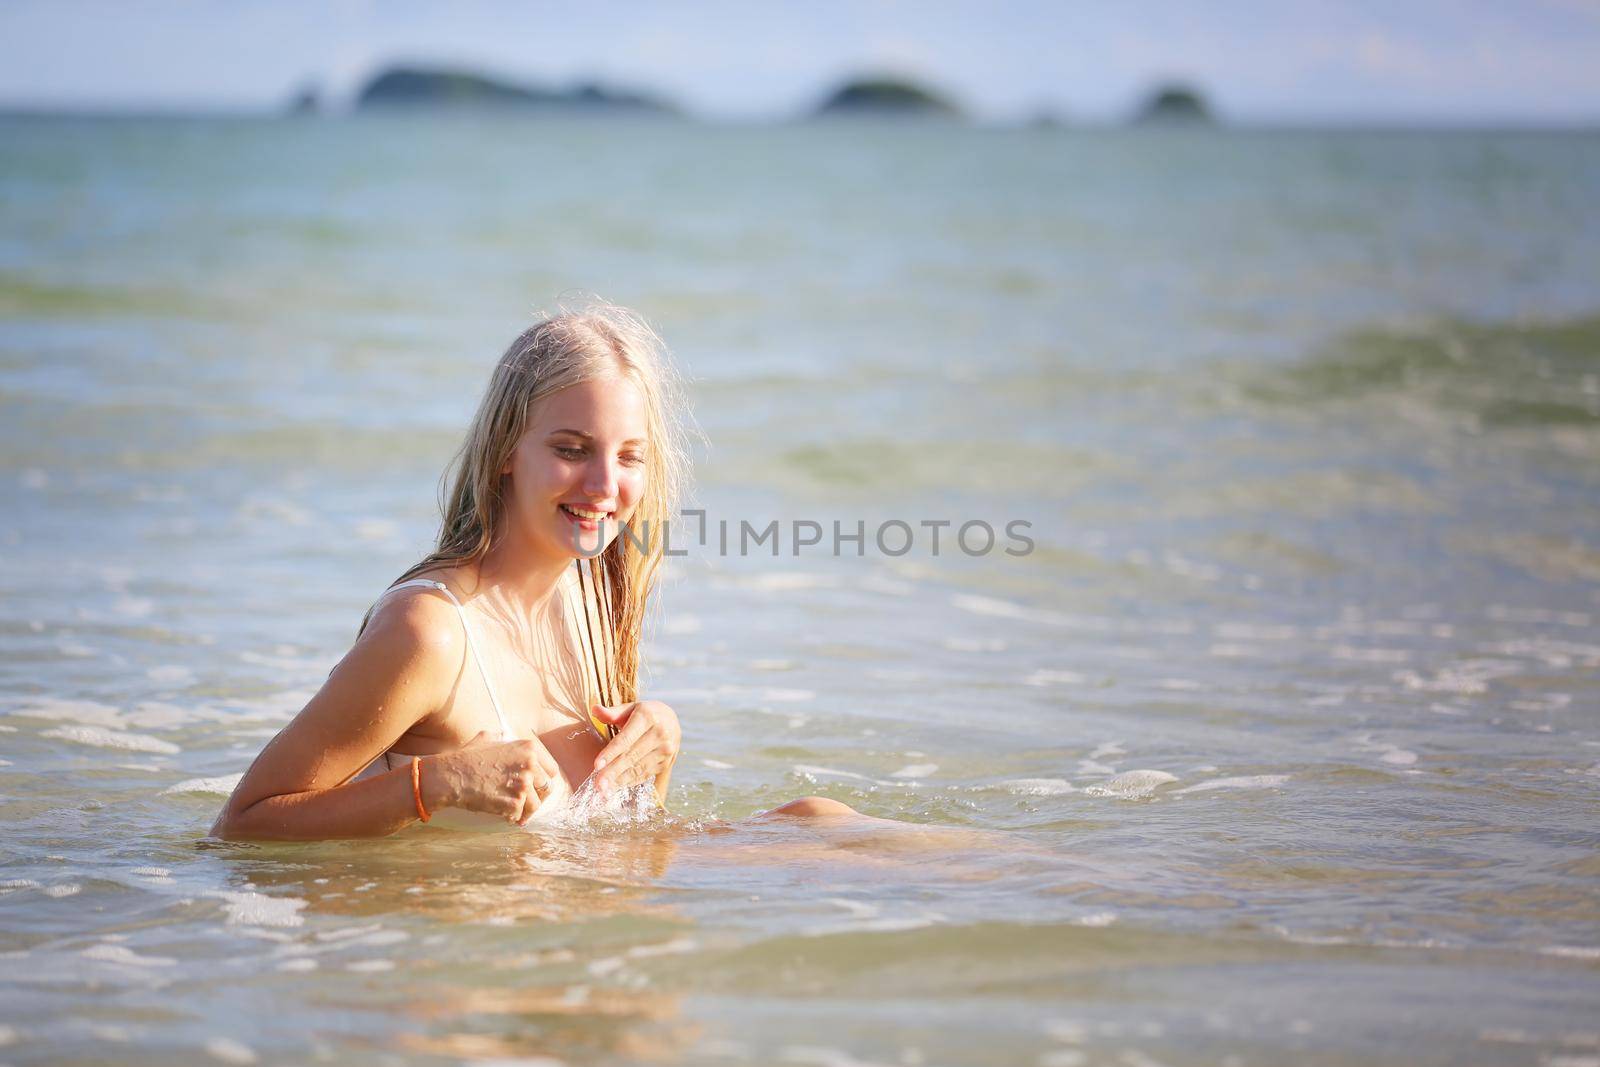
[500,374,650,562]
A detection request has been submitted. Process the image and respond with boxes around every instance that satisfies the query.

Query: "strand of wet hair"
[594,554,620,714]
[597,553,620,709]
[574,558,616,737]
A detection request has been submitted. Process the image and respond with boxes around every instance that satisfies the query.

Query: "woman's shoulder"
[361,572,471,657]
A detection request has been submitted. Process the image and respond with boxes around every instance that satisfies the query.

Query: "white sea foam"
[113,596,154,618]
[9,698,126,729]
[203,890,306,928]
[793,764,877,783]
[888,764,938,779]
[1353,733,1419,766]
[1215,621,1298,641]
[800,913,945,938]
[204,1037,259,1064]
[1394,659,1520,695]
[146,665,194,686]
[1088,741,1126,761]
[744,572,837,592]
[41,726,180,755]
[236,496,310,527]
[999,778,1075,795]
[1175,775,1290,795]
[942,637,1006,652]
[952,593,1087,629]
[701,758,734,769]
[759,688,816,703]
[1025,669,1089,687]
[1332,645,1411,663]
[353,518,397,543]
[626,936,698,959]
[125,701,223,730]
[1084,770,1178,798]
[1541,945,1600,960]
[161,774,242,796]
[824,898,879,918]
[82,944,177,967]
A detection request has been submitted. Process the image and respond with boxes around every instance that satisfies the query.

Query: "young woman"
[212,304,855,840]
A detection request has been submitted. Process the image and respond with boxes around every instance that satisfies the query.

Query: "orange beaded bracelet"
[411,756,431,822]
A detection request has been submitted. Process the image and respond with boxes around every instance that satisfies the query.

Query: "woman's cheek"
[622,471,647,512]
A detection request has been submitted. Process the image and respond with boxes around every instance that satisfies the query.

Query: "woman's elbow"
[208,803,250,841]
[209,795,275,841]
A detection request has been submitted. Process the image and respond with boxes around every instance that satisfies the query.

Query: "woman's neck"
[469,535,572,618]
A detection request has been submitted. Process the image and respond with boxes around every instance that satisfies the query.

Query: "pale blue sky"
[2,0,1598,123]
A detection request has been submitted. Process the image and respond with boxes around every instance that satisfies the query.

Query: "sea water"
[1,114,1598,1065]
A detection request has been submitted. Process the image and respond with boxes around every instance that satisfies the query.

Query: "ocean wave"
[1236,312,1600,436]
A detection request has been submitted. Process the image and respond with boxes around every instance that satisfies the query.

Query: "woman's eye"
[554,446,585,460]
[620,452,646,467]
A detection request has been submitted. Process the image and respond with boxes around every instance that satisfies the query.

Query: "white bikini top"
[347,577,603,829]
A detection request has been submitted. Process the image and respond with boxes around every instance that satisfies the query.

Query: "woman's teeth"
[561,505,609,521]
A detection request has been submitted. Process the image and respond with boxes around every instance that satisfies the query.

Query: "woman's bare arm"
[209,591,465,841]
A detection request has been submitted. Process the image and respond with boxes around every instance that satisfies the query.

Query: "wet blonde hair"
[379,300,687,706]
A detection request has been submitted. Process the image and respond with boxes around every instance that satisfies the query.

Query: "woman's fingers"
[594,711,648,770]
[513,738,562,786]
[595,717,665,793]
[604,745,650,791]
[515,784,541,825]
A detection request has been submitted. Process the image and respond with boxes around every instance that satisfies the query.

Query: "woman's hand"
[590,700,680,797]
[433,730,564,826]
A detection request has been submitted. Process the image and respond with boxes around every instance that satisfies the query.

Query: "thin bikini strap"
[384,579,514,741]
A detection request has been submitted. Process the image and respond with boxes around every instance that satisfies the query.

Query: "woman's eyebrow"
[546,429,648,446]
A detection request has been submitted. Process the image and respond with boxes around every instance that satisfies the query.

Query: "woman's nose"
[582,456,619,500]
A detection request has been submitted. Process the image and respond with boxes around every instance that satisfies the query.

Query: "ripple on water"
[161,774,243,796]
[1174,775,1290,795]
[997,778,1075,796]
[1084,770,1179,798]
[202,890,306,928]
[40,725,181,755]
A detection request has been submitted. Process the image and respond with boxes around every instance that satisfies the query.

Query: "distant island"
[285,82,320,116]
[354,65,675,114]
[814,76,961,118]
[1133,83,1215,124]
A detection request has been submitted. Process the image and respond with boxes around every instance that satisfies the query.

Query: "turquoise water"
[1,115,1598,1065]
